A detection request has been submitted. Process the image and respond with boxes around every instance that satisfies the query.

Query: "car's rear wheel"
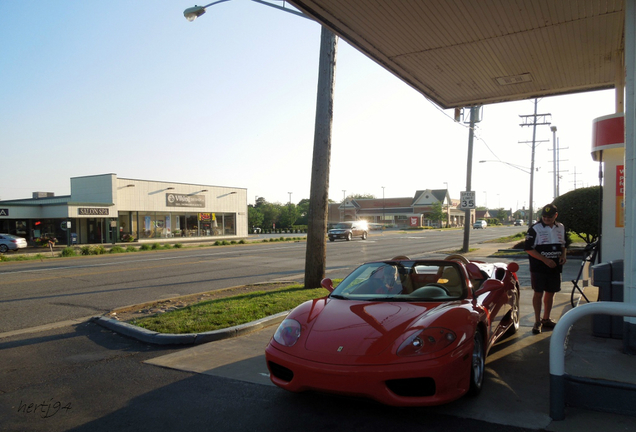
[361,231,368,240]
[346,233,352,241]
[0,244,8,253]
[468,329,485,396]
[329,237,335,242]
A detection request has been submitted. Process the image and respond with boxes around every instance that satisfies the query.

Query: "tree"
[348,193,376,199]
[296,199,310,225]
[248,205,264,230]
[261,203,281,229]
[495,208,508,224]
[428,202,445,225]
[279,204,300,228]
[552,186,600,244]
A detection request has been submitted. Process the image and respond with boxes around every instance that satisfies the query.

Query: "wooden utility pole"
[304,27,338,288]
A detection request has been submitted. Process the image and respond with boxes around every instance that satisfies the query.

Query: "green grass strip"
[131,285,327,334]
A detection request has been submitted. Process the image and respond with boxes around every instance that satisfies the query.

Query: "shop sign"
[78,208,109,216]
[199,213,211,221]
[0,208,8,216]
[616,165,625,228]
[166,193,205,208]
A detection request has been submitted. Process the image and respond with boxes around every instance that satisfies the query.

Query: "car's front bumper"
[265,341,473,406]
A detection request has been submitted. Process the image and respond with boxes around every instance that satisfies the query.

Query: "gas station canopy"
[288,0,624,109]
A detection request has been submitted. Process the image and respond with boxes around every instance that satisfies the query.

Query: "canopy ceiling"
[288,0,625,109]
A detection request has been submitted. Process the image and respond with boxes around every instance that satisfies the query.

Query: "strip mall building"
[0,174,248,245]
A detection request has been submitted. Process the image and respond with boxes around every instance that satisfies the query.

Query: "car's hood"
[303,299,444,357]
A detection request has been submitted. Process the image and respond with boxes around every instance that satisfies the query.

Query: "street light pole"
[462,106,480,253]
[443,182,449,228]
[551,125,558,200]
[183,0,337,288]
[381,186,385,227]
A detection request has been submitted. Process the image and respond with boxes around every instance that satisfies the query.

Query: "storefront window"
[223,213,235,235]
[186,215,198,237]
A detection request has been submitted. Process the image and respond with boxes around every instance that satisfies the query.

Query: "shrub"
[552,186,600,244]
[174,243,182,248]
[126,245,138,252]
[238,239,246,244]
[109,246,126,254]
[80,246,92,256]
[93,246,106,255]
[214,240,222,246]
[140,244,152,251]
[61,247,77,257]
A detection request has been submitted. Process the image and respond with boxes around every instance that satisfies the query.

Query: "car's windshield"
[332,223,352,229]
[330,261,466,302]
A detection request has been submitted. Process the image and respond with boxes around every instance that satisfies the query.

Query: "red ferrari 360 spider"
[265,255,520,406]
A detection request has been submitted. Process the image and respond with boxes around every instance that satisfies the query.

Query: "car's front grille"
[268,361,294,382]
[385,377,436,397]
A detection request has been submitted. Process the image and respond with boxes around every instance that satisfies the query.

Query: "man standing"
[525,203,568,334]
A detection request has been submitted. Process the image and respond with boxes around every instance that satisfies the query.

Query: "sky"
[0,0,617,212]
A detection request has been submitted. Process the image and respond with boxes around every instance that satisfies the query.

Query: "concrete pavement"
[94,240,636,431]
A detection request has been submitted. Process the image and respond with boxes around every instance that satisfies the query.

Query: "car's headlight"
[397,327,457,356]
[273,319,302,347]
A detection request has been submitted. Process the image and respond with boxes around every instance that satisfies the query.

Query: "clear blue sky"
[0,0,616,211]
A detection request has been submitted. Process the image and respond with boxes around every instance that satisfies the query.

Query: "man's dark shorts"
[530,272,562,293]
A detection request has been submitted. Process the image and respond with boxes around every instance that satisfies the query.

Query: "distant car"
[0,234,28,253]
[328,221,368,241]
[265,254,521,406]
[473,220,487,229]
[513,220,525,226]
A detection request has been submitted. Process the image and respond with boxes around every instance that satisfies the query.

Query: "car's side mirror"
[321,278,334,293]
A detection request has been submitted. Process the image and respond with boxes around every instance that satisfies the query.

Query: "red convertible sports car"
[265,255,520,406]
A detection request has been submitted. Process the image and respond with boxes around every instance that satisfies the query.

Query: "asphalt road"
[0,321,538,432]
[1,227,538,432]
[0,227,523,334]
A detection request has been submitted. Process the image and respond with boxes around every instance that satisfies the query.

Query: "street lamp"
[342,190,346,222]
[183,0,338,288]
[551,125,558,199]
[184,0,307,21]
[443,182,449,227]
[381,186,385,228]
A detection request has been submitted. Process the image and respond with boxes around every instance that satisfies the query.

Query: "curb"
[91,310,289,346]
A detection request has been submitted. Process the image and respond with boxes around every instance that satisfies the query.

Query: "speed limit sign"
[460,191,475,209]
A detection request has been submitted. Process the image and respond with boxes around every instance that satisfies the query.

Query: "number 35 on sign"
[460,191,475,209]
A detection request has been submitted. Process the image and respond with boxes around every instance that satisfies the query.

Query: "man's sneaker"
[532,322,542,334]
[541,318,557,329]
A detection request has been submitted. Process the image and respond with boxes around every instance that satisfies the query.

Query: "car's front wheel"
[346,233,352,241]
[468,329,485,396]
[0,244,9,253]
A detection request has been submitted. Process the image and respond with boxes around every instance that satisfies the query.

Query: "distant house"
[328,189,474,228]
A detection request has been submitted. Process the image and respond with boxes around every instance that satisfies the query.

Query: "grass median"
[130,283,331,334]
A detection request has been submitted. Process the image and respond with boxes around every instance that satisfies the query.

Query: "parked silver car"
[0,234,28,253]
